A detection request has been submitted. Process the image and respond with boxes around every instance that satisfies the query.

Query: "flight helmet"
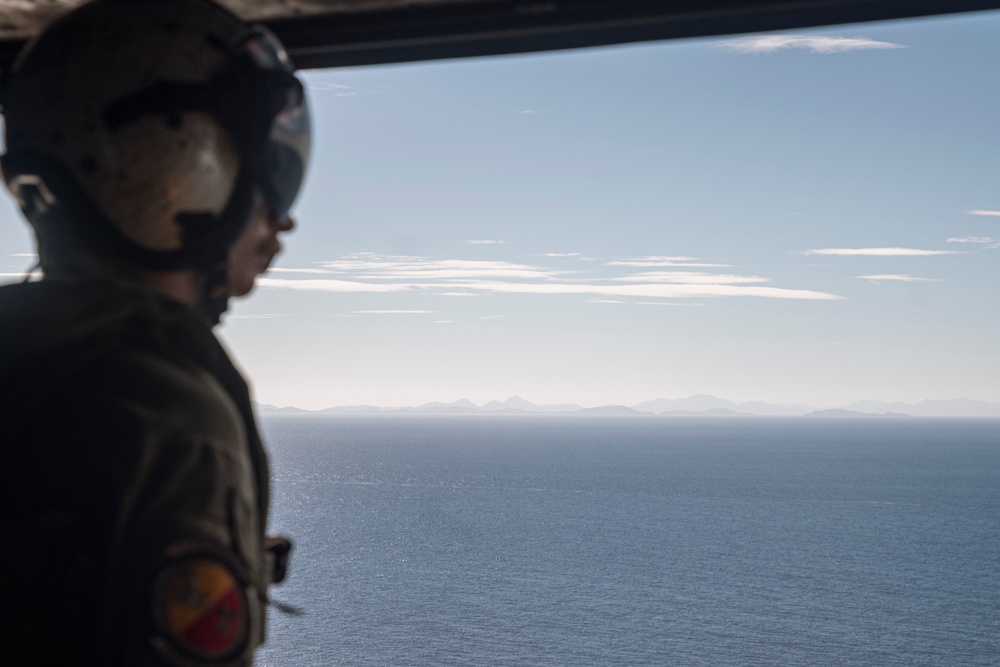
[0,0,311,278]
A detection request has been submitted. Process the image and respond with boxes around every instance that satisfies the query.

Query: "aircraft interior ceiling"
[0,0,998,71]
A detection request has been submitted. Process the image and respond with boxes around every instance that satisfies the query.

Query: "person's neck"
[133,269,200,306]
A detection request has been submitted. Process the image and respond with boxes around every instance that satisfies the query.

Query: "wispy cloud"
[319,255,563,281]
[305,82,359,95]
[516,109,538,115]
[719,35,905,54]
[614,271,767,285]
[611,255,695,263]
[967,210,1000,217]
[857,274,941,283]
[455,280,839,300]
[228,314,290,319]
[257,278,415,293]
[537,252,582,258]
[947,236,993,244]
[303,78,386,97]
[950,235,1000,250]
[353,310,436,315]
[804,247,961,256]
[607,255,732,268]
[635,301,706,307]
[465,239,506,245]
[267,267,334,274]
[500,282,833,298]
[261,252,842,301]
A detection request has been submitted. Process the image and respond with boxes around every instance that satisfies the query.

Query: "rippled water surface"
[254,416,1000,667]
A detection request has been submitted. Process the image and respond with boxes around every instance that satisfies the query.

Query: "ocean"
[253,416,1000,666]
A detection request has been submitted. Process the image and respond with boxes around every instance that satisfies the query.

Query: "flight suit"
[0,279,283,666]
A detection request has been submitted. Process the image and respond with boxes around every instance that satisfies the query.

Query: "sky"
[2,10,999,410]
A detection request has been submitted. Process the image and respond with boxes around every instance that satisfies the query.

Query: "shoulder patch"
[153,551,249,663]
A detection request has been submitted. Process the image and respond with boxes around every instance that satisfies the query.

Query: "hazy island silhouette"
[254,395,1000,418]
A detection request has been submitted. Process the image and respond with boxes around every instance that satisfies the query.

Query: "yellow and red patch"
[154,555,248,661]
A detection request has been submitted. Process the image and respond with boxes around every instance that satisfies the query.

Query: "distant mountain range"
[254,394,1000,418]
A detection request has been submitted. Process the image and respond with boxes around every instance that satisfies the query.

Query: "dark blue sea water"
[253,416,1000,667]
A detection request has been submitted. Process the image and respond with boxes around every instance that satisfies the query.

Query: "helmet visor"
[243,26,311,222]
[261,80,310,221]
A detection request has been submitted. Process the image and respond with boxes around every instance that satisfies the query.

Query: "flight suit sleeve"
[62,348,269,666]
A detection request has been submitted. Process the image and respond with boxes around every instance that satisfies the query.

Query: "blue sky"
[3,11,999,409]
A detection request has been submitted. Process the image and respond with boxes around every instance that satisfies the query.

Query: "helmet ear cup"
[2,149,131,258]
[1,146,257,271]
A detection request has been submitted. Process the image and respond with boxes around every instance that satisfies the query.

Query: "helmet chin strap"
[34,203,233,326]
[196,260,231,326]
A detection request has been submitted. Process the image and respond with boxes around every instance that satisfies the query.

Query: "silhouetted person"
[0,0,310,663]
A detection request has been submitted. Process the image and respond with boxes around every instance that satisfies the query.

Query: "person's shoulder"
[0,280,67,321]
[0,280,152,352]
[74,339,245,445]
[0,278,95,305]
[4,280,250,456]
